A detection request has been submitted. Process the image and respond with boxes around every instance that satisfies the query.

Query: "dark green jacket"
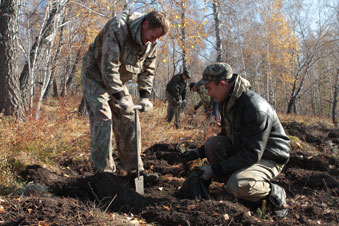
[212,89,291,177]
[166,73,187,102]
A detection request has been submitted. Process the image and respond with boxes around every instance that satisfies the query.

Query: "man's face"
[204,80,230,102]
[182,74,189,80]
[141,20,164,44]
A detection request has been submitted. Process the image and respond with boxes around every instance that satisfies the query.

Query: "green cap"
[197,63,233,86]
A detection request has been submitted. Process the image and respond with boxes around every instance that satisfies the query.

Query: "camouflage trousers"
[205,136,284,202]
[81,67,143,173]
[166,91,181,127]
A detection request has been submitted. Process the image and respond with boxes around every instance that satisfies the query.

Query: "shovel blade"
[135,176,144,195]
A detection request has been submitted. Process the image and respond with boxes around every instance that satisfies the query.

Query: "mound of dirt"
[1,121,339,226]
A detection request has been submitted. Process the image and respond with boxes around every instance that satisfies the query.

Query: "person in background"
[81,10,170,182]
[182,63,290,218]
[189,82,220,122]
[165,70,190,129]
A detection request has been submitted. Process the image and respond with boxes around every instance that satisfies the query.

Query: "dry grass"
[0,96,89,193]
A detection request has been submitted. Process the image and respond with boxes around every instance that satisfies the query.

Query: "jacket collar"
[128,12,147,46]
[223,74,251,112]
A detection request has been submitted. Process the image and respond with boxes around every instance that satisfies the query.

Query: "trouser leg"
[110,86,143,172]
[225,160,284,202]
[166,92,179,124]
[81,70,116,173]
[204,135,284,202]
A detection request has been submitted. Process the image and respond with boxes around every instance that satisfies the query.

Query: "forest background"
[0,0,338,123]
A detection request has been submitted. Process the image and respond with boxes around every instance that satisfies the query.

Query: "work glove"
[138,98,153,112]
[199,166,214,181]
[119,96,134,114]
[182,149,200,161]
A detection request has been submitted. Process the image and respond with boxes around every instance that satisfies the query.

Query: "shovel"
[133,105,144,195]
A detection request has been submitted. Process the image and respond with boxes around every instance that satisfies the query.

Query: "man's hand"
[199,166,214,180]
[117,96,134,114]
[182,149,200,161]
[138,98,153,112]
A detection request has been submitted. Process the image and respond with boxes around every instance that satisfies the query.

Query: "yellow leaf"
[178,24,181,28]
[175,15,179,18]
[163,59,167,63]
[106,6,110,10]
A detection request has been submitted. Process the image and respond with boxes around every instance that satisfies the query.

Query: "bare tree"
[0,0,25,120]
[19,0,68,110]
[212,0,223,62]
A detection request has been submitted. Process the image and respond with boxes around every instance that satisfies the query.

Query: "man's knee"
[225,175,265,202]
[225,175,249,196]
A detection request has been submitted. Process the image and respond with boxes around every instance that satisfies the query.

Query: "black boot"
[140,170,159,184]
[268,182,288,218]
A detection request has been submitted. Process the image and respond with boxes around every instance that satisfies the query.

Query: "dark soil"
[1,121,339,226]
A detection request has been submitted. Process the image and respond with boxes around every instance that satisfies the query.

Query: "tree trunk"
[332,69,339,126]
[0,0,25,120]
[60,41,83,97]
[212,0,223,62]
[180,1,187,71]
[19,0,67,108]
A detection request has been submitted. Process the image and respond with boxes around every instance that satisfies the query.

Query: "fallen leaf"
[187,204,196,211]
[223,214,229,220]
[163,205,170,210]
[0,205,5,213]
[38,221,49,226]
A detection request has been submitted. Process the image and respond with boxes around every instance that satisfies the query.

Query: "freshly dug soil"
[1,121,338,226]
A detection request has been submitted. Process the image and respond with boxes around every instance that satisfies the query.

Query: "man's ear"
[219,80,226,86]
[142,20,149,30]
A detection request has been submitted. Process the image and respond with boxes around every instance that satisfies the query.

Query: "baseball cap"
[183,69,190,78]
[197,63,232,86]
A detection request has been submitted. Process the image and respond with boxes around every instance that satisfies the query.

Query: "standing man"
[166,70,190,128]
[182,63,290,217]
[81,10,170,182]
[189,82,220,122]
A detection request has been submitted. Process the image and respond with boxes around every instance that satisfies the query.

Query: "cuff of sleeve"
[112,91,125,100]
[139,90,150,98]
[211,163,224,178]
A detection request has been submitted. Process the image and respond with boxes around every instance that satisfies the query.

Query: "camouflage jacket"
[166,73,187,102]
[197,85,212,109]
[82,11,157,96]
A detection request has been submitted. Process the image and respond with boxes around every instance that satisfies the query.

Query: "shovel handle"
[134,105,141,178]
[133,105,142,110]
